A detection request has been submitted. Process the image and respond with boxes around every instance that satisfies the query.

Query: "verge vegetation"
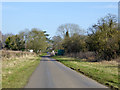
[52,56,119,89]
[2,50,40,88]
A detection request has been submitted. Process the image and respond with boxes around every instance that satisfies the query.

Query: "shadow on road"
[41,59,56,61]
[41,55,51,58]
[41,56,82,62]
[41,55,97,62]
[41,55,56,61]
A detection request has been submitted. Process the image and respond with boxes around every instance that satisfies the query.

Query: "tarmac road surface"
[25,56,108,88]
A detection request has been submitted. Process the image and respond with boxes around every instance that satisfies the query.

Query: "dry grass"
[65,52,96,61]
[65,52,120,62]
[1,50,36,60]
[53,56,119,89]
[1,50,40,88]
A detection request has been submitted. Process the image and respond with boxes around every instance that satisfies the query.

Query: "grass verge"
[2,55,40,88]
[39,53,48,57]
[52,56,119,90]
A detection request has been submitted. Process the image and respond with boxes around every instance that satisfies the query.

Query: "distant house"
[51,50,55,56]
[29,49,33,52]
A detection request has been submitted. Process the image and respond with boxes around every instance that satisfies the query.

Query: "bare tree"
[2,33,14,48]
[57,23,84,38]
[52,36,63,50]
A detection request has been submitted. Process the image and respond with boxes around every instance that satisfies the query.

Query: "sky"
[2,2,118,37]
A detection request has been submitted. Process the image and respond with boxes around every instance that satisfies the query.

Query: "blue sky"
[2,2,118,37]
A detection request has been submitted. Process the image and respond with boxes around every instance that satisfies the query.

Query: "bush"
[65,52,96,61]
[86,14,120,60]
[62,34,87,53]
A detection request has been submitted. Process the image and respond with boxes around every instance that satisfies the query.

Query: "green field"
[52,56,119,89]
[2,55,40,88]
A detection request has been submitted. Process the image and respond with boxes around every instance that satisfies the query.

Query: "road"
[25,56,108,88]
